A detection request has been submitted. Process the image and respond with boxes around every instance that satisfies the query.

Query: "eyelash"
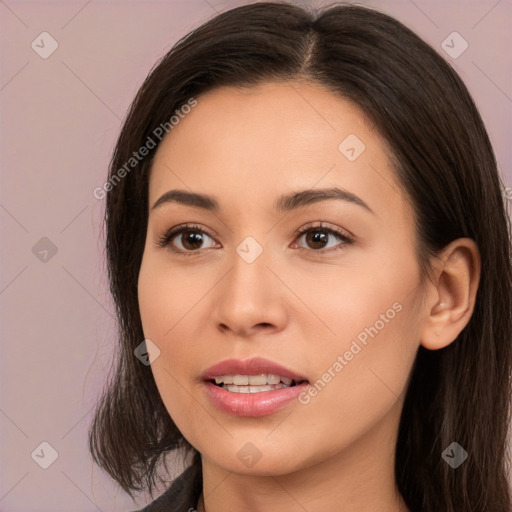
[156,222,354,257]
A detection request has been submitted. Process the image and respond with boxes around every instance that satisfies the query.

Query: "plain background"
[1,0,511,510]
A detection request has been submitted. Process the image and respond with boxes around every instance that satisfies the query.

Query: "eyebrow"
[151,187,375,215]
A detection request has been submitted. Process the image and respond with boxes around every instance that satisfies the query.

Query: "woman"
[89,2,512,511]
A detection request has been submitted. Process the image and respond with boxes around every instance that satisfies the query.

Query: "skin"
[137,81,481,512]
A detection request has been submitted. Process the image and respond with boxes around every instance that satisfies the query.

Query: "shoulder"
[131,465,200,512]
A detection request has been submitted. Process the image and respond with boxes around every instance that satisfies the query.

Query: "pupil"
[183,230,203,250]
[307,230,327,249]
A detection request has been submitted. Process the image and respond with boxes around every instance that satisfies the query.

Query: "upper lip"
[201,357,308,382]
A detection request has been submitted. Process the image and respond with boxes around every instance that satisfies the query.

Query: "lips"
[201,357,309,417]
[201,357,308,382]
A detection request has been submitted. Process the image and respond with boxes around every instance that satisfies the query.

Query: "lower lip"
[204,381,308,417]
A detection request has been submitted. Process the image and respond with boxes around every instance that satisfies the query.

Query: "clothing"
[132,465,201,512]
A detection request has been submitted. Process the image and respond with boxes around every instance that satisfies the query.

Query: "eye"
[157,224,218,254]
[292,222,353,252]
[157,221,353,256]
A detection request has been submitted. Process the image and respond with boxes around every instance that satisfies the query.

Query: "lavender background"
[1,1,511,510]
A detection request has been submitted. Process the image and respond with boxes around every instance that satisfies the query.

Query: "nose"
[212,244,288,339]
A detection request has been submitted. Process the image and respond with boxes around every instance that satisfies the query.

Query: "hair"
[88,2,512,511]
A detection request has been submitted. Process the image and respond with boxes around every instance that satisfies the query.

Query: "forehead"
[153,81,375,166]
[148,81,409,222]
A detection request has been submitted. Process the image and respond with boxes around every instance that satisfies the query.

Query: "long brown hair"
[89,3,512,511]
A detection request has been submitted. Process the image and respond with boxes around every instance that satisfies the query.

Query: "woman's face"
[138,81,426,476]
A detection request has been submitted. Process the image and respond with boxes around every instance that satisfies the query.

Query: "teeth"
[248,374,267,385]
[224,383,289,393]
[215,375,234,385]
[233,375,249,385]
[267,374,281,384]
[214,373,295,387]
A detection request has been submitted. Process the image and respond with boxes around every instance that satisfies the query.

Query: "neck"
[197,400,409,512]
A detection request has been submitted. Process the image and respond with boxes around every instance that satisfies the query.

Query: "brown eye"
[178,230,207,251]
[158,225,218,253]
[304,229,330,249]
[295,226,351,251]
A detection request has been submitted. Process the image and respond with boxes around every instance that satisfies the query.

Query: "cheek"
[289,256,421,438]
[137,254,212,431]
[286,251,419,361]
[288,300,419,472]
[138,252,207,342]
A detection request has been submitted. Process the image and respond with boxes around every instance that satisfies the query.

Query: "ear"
[420,238,481,350]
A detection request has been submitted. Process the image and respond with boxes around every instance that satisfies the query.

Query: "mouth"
[201,357,309,416]
[210,373,307,393]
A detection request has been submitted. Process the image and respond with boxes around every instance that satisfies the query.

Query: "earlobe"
[420,238,481,351]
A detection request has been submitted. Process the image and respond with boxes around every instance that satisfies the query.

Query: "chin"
[196,434,321,477]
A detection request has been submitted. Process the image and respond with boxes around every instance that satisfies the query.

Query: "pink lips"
[201,357,309,417]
